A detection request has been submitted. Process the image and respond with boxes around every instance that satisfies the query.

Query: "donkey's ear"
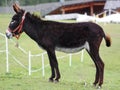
[13,3,21,13]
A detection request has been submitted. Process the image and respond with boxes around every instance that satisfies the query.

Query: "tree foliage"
[0,0,6,6]
[20,0,59,5]
[0,0,62,6]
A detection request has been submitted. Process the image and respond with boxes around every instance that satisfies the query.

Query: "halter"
[11,12,26,39]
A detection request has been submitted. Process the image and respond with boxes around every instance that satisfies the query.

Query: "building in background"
[49,0,105,16]
[0,0,120,17]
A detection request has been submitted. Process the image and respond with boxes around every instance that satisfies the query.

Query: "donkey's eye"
[10,20,16,25]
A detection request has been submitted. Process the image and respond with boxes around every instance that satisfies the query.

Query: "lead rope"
[15,40,19,48]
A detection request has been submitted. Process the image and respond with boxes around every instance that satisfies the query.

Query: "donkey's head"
[6,3,26,39]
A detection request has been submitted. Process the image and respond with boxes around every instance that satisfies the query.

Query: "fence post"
[41,53,45,76]
[28,51,31,75]
[81,50,84,62]
[5,36,9,73]
[69,54,72,67]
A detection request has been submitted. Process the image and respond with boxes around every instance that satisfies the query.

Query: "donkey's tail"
[104,34,111,47]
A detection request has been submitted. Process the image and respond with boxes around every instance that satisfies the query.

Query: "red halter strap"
[12,12,26,39]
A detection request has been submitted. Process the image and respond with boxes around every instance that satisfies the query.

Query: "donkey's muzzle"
[6,29,13,39]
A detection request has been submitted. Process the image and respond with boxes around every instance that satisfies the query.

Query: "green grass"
[0,14,120,90]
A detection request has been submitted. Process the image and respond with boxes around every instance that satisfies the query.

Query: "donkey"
[6,4,111,87]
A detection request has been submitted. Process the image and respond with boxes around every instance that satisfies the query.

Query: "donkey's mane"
[27,12,43,24]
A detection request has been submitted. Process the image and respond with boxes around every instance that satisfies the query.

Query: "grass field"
[0,14,120,90]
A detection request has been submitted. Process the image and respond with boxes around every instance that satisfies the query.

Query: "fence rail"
[28,50,84,76]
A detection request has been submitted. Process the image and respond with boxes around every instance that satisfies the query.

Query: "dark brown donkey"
[6,3,111,88]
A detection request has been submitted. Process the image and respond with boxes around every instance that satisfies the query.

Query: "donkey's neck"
[23,13,43,42]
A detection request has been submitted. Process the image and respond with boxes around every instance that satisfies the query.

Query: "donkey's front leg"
[49,60,55,82]
[47,49,61,82]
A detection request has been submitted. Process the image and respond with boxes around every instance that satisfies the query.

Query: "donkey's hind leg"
[86,50,100,86]
[96,55,104,87]
[87,44,104,87]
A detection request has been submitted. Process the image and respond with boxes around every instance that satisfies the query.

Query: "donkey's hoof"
[93,82,97,86]
[97,86,101,89]
[54,79,59,83]
[92,83,96,87]
[49,78,54,82]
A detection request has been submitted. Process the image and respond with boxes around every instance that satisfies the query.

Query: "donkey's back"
[42,21,108,53]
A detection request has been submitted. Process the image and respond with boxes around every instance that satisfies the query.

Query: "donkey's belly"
[56,41,90,53]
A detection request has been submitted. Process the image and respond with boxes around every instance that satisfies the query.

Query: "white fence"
[0,32,9,72]
[0,32,84,76]
[0,32,28,73]
[28,50,84,76]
